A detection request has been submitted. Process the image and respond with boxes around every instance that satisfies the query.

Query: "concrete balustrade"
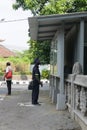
[65,74,87,130]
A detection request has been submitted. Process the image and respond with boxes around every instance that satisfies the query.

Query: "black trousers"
[6,80,12,95]
[32,84,39,104]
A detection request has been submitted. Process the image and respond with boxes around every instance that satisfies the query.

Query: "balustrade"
[65,74,87,123]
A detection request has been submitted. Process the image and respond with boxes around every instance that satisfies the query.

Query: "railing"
[65,74,87,127]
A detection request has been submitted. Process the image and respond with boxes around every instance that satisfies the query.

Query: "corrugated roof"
[28,12,87,41]
[0,45,16,58]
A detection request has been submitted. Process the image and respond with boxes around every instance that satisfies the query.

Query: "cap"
[34,58,40,65]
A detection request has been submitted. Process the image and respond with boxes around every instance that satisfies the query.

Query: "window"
[50,39,58,75]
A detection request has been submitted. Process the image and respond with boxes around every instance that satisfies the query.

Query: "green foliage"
[0,67,4,76]
[41,69,50,79]
[40,0,87,15]
[10,50,30,63]
[28,40,50,64]
[12,0,48,15]
[0,50,30,75]
[12,0,29,10]
[12,0,87,16]
[71,0,87,12]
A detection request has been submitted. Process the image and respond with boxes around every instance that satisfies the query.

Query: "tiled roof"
[0,39,5,42]
[0,44,16,58]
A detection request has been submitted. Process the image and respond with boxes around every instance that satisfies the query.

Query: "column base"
[56,93,66,110]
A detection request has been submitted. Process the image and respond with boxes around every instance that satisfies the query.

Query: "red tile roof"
[0,44,16,58]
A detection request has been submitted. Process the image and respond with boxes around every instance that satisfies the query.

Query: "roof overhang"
[28,12,87,41]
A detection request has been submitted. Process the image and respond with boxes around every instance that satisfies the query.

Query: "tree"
[12,0,49,15]
[13,0,87,15]
[28,40,50,64]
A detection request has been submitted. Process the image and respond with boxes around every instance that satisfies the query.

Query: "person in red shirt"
[4,62,12,95]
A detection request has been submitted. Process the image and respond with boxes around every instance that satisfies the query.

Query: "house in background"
[0,44,15,58]
[0,39,5,42]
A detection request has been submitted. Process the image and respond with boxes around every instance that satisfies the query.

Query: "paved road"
[0,83,81,130]
[0,82,49,95]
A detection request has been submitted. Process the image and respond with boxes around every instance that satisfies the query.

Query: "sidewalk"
[0,87,81,130]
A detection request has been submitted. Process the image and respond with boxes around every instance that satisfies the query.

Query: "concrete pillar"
[56,25,66,110]
[79,19,84,71]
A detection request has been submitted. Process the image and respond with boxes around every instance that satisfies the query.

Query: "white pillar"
[56,25,66,110]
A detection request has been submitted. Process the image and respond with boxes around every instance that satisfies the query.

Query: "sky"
[0,0,32,52]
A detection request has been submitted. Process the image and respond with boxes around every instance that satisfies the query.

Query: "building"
[28,12,87,129]
[0,44,15,58]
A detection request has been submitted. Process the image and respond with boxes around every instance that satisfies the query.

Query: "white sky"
[0,0,32,51]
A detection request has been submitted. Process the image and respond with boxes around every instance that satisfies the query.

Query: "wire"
[0,18,28,23]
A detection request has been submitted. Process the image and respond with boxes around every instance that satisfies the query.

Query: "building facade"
[28,12,87,129]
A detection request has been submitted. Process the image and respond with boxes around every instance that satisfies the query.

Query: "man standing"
[32,58,41,105]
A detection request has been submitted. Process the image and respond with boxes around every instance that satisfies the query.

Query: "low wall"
[0,75,49,85]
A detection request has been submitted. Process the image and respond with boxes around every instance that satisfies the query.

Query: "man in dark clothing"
[32,58,41,105]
